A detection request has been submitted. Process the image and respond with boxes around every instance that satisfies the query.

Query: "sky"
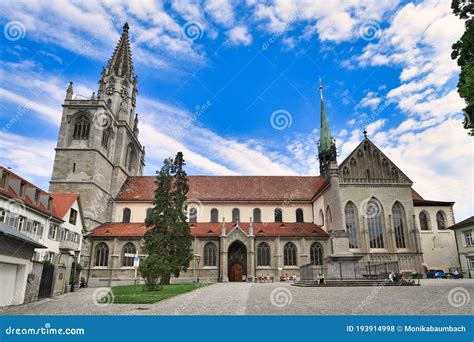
[0,0,472,220]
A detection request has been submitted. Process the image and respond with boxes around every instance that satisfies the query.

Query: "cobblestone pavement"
[1,279,472,315]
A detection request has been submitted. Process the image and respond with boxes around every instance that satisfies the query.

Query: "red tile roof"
[411,189,424,200]
[89,222,329,238]
[115,176,326,202]
[49,193,78,219]
[0,166,62,220]
[448,216,474,230]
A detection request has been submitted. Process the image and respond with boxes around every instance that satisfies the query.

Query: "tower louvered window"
[73,116,90,140]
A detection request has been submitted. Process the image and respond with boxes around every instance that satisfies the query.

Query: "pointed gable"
[339,138,412,184]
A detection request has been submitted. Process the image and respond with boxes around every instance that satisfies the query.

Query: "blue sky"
[0,0,472,219]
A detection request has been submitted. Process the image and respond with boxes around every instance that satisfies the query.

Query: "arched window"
[365,198,385,248]
[436,211,447,230]
[392,202,406,249]
[189,208,197,223]
[296,208,304,223]
[101,127,111,149]
[310,242,323,265]
[122,208,131,223]
[419,211,430,231]
[122,242,136,267]
[274,208,283,222]
[204,243,217,266]
[73,115,90,140]
[232,208,240,223]
[257,242,271,266]
[345,202,359,248]
[95,243,109,266]
[319,209,325,226]
[146,208,153,220]
[283,242,297,266]
[210,208,218,223]
[253,208,261,223]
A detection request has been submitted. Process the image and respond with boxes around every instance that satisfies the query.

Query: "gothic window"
[274,208,283,222]
[345,202,359,248]
[204,243,217,266]
[122,208,131,223]
[232,208,240,223]
[392,202,407,249]
[257,242,271,266]
[283,242,297,266]
[95,243,109,267]
[107,99,112,107]
[101,127,111,149]
[189,208,197,223]
[436,211,447,230]
[296,208,304,223]
[310,242,323,265]
[210,208,218,223]
[366,198,385,248]
[122,242,136,267]
[253,208,261,223]
[419,211,430,231]
[319,209,324,226]
[73,115,90,140]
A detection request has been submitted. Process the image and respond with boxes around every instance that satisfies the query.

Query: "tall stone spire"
[318,78,333,153]
[106,22,134,80]
[97,22,138,129]
[317,79,337,179]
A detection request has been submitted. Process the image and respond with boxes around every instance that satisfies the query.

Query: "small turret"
[65,82,74,100]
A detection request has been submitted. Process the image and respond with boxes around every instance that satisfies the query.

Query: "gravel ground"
[1,279,472,316]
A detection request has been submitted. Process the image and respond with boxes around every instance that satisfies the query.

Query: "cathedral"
[49,24,459,286]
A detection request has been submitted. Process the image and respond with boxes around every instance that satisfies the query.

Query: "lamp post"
[196,255,201,283]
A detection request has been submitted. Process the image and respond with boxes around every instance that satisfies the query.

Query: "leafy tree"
[452,0,474,135]
[139,152,193,288]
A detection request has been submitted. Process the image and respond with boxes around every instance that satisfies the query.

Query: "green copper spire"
[318,78,333,153]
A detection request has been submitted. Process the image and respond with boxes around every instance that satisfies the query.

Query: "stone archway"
[228,240,247,282]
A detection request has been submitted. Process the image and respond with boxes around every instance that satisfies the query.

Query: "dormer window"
[0,171,8,189]
[20,182,26,197]
[34,189,41,204]
[47,197,53,211]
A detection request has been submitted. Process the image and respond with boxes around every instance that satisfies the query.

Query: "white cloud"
[227,25,252,46]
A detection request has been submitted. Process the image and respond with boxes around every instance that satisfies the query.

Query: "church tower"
[49,23,145,231]
[317,80,337,179]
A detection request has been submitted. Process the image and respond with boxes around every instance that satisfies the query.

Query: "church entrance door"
[230,262,243,282]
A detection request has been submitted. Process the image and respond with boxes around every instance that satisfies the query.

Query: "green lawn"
[106,283,206,304]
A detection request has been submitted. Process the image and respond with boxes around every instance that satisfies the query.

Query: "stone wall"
[23,261,43,304]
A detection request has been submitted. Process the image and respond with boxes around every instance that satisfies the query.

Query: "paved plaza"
[1,279,472,316]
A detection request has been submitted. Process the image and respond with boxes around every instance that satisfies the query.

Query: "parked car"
[426,269,447,279]
[446,272,462,279]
